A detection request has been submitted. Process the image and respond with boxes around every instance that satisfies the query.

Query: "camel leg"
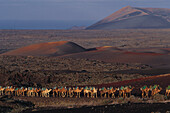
[112,93,115,98]
[142,92,144,98]
[108,93,110,98]
[104,93,106,98]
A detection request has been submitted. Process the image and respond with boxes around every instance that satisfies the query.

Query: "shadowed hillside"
[87,6,170,29]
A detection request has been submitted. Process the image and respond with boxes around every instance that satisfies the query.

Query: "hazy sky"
[0,0,170,21]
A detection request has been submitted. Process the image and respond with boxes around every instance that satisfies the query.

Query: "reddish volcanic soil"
[89,74,170,95]
[1,41,86,56]
[1,41,170,68]
[62,47,170,68]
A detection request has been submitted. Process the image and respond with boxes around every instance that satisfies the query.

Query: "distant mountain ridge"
[86,6,170,29]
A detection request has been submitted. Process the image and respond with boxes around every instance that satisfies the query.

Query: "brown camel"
[33,88,41,97]
[27,87,34,97]
[140,86,151,98]
[150,85,162,97]
[0,86,5,95]
[91,87,98,98]
[165,86,170,96]
[118,86,125,98]
[67,87,74,97]
[73,87,83,98]
[40,88,52,97]
[5,86,15,95]
[99,87,108,98]
[53,87,60,97]
[124,86,134,98]
[59,87,67,98]
[107,87,117,98]
[83,87,91,98]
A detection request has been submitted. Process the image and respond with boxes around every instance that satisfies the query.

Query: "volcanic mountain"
[86,6,170,29]
[1,41,170,68]
[1,41,86,56]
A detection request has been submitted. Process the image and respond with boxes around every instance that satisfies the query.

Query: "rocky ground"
[0,56,151,87]
[0,95,169,113]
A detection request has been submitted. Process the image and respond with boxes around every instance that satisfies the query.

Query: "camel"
[107,87,117,98]
[67,87,74,97]
[165,85,170,96]
[73,87,83,98]
[40,88,52,97]
[27,87,34,97]
[99,87,108,98]
[150,85,162,97]
[53,87,60,97]
[118,86,125,98]
[59,87,67,98]
[16,87,27,96]
[140,85,151,98]
[124,86,134,98]
[33,88,41,97]
[15,88,23,96]
[83,86,91,98]
[5,86,15,95]
[91,87,98,98]
[0,86,5,95]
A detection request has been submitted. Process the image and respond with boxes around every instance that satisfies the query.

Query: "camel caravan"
[0,85,170,99]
